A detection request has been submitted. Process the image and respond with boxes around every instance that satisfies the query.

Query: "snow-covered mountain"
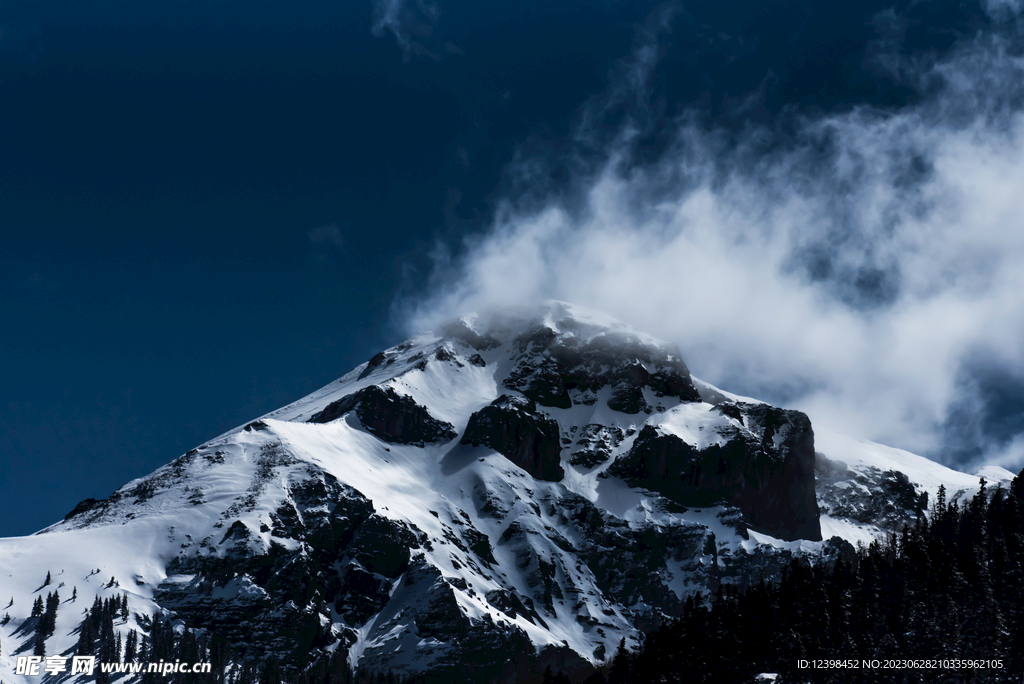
[0,301,1013,682]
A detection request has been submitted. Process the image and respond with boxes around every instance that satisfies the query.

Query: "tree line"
[590,472,1024,684]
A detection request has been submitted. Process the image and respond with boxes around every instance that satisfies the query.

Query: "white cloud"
[371,0,442,61]
[401,22,1024,472]
[983,433,1024,472]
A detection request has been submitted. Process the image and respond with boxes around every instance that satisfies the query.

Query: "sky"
[2,0,1023,537]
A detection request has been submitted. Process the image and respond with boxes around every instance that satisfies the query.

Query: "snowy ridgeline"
[0,302,1013,682]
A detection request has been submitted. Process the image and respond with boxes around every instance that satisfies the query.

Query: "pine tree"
[607,638,631,684]
[96,603,116,684]
[43,590,59,636]
[99,599,116,663]
[259,656,285,684]
[44,571,51,587]
[33,627,46,657]
[33,596,51,660]
[125,628,138,663]
[91,594,103,631]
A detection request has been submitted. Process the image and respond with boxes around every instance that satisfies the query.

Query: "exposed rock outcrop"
[308,385,457,445]
[356,557,553,684]
[501,325,701,413]
[569,424,627,468]
[607,403,822,541]
[156,466,425,666]
[461,395,565,481]
[816,455,929,529]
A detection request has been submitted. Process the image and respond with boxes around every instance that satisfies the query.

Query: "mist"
[401,4,1024,473]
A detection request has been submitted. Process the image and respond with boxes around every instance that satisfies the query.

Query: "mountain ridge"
[1,301,1013,683]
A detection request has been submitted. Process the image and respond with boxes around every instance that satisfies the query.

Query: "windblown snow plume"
[404,6,1024,472]
[371,0,442,60]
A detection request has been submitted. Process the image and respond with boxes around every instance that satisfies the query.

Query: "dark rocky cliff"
[308,385,457,445]
[497,325,700,413]
[460,394,565,481]
[607,402,822,541]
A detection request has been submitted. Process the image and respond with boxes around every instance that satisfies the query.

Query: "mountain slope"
[0,302,1011,682]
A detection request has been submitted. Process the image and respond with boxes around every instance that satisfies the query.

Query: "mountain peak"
[439,300,662,349]
[1,302,1002,683]
[434,301,671,358]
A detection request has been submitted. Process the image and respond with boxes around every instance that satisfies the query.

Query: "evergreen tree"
[90,594,103,631]
[33,627,45,657]
[607,638,631,684]
[76,612,95,656]
[125,628,138,663]
[33,596,51,661]
[259,657,285,684]
[46,591,58,636]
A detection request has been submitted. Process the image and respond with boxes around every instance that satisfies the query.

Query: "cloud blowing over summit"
[401,0,1024,473]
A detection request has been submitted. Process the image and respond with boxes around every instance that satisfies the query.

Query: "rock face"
[308,385,457,445]
[500,326,701,413]
[355,558,541,684]
[580,510,714,620]
[816,454,929,529]
[569,425,628,468]
[607,402,822,542]
[461,395,565,481]
[155,459,424,666]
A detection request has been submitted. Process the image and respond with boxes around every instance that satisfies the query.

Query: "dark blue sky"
[2,0,1019,536]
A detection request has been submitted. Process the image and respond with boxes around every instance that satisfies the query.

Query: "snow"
[655,402,735,450]
[973,464,1016,484]
[454,300,667,350]
[818,515,882,548]
[0,521,174,683]
[814,427,992,504]
[690,376,767,406]
[386,359,497,427]
[2,301,1015,681]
